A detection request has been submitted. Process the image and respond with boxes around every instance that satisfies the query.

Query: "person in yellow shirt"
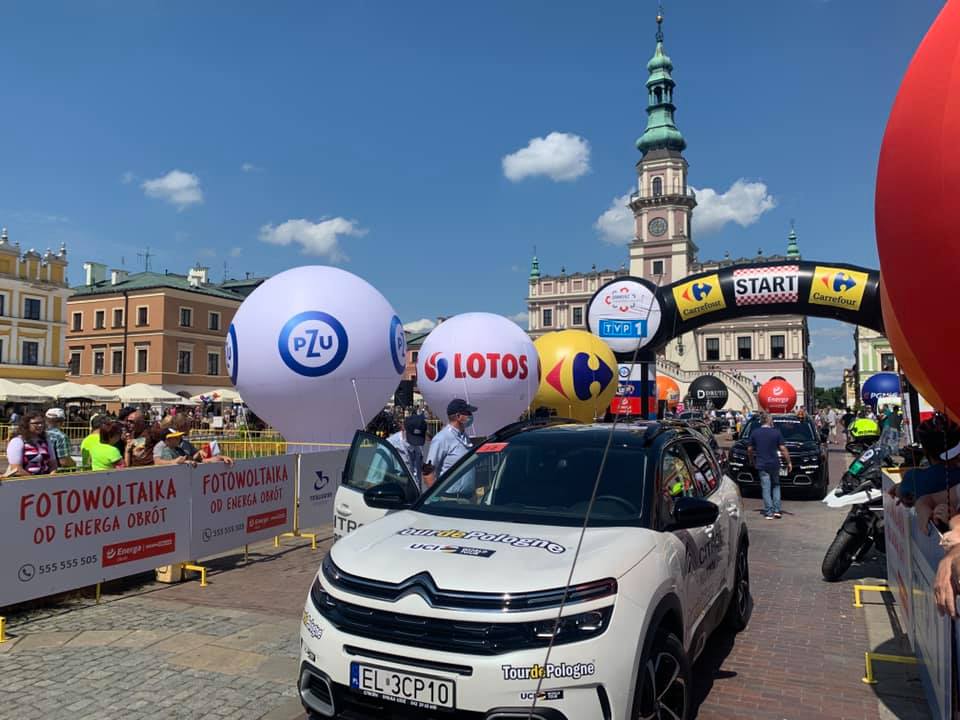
[80,414,109,470]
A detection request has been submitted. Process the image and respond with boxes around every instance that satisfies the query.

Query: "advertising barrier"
[910,518,951,720]
[297,449,348,530]
[190,456,296,558]
[883,472,913,622]
[0,465,192,607]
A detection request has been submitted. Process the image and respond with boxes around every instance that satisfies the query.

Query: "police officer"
[386,414,427,492]
[424,398,476,490]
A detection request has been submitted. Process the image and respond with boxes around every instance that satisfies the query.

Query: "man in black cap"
[424,398,477,491]
[386,414,428,492]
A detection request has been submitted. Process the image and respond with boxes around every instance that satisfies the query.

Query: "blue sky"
[0,0,943,384]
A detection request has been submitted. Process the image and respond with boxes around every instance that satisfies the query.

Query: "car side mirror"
[363,482,413,510]
[671,496,719,530]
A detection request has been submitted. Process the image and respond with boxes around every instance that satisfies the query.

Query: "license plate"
[350,662,455,710]
[779,468,788,477]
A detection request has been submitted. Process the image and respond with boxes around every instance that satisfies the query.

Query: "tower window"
[771,335,786,360]
[737,336,752,361]
[654,87,663,104]
[652,177,663,197]
[652,260,664,276]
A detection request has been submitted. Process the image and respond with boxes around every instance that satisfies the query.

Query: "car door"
[656,442,715,649]
[680,439,733,606]
[332,431,419,541]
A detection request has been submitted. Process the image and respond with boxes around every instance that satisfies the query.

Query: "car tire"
[723,541,751,632]
[632,629,691,720]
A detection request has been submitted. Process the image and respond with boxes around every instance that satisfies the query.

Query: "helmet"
[850,417,880,439]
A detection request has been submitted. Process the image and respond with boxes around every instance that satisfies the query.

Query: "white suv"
[299,420,750,720]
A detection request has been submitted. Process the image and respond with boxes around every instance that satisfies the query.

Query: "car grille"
[312,580,612,656]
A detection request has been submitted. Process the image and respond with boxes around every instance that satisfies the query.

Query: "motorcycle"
[820,436,894,581]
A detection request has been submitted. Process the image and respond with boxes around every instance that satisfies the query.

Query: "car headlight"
[532,608,612,641]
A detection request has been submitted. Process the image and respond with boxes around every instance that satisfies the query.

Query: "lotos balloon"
[417,313,539,436]
[876,1,960,419]
[657,376,680,408]
[227,266,405,445]
[758,378,797,414]
[861,372,901,409]
[533,330,618,422]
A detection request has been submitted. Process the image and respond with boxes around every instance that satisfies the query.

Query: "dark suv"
[726,414,828,498]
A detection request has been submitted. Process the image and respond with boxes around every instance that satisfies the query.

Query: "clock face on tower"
[648,217,668,237]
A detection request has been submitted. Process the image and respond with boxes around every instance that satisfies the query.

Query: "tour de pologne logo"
[277,311,349,377]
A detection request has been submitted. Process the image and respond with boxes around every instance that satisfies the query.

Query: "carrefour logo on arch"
[423,352,530,383]
[278,311,349,377]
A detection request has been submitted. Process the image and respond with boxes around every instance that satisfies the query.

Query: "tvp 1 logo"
[278,311,349,377]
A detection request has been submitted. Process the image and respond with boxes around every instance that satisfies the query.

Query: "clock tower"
[628,10,697,286]
[628,9,699,371]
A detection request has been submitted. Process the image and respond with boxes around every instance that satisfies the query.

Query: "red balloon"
[758,379,797,414]
[876,2,960,420]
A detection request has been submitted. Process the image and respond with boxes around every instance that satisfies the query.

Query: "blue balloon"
[861,372,901,407]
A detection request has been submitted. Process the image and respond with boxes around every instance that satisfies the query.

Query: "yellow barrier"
[862,651,919,684]
[853,583,889,608]
[0,616,6,643]
[183,563,208,587]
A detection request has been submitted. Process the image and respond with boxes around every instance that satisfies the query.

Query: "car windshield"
[743,417,814,442]
[417,426,651,528]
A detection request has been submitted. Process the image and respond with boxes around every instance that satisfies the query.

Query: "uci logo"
[424,352,448,382]
[278,311,349,377]
[389,316,406,374]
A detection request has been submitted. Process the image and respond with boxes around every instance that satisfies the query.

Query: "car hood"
[731,438,819,453]
[329,510,657,593]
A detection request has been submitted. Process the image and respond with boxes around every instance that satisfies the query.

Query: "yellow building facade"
[0,228,70,383]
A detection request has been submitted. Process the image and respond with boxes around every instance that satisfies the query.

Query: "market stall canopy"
[0,379,56,403]
[188,387,243,404]
[45,382,120,402]
[115,383,196,404]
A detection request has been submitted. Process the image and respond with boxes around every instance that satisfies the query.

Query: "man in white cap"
[45,408,74,468]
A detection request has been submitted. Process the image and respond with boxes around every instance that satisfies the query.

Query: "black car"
[726,414,829,497]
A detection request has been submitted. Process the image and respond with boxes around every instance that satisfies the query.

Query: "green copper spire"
[636,9,687,156]
[786,221,800,258]
[529,251,541,280]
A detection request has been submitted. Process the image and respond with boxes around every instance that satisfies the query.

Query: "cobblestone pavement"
[0,440,930,719]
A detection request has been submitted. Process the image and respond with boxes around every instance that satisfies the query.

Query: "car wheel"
[633,629,691,720]
[723,541,751,632]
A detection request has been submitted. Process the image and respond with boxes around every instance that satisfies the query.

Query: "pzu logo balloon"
[278,311,349,377]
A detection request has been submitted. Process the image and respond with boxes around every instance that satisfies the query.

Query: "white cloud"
[502,132,590,182]
[241,162,261,173]
[403,318,437,334]
[691,179,775,235]
[258,217,366,261]
[594,191,634,245]
[121,171,136,185]
[142,170,204,210]
[229,246,243,257]
[811,355,853,386]
[509,311,529,329]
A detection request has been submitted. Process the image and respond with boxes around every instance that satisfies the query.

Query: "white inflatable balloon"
[417,313,539,436]
[226,266,405,445]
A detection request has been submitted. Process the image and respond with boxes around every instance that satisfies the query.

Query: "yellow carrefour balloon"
[533,330,619,422]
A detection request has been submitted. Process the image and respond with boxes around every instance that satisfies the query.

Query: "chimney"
[187,264,209,288]
[110,269,129,285]
[83,262,108,286]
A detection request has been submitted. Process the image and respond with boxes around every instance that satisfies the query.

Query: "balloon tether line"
[351,379,366,428]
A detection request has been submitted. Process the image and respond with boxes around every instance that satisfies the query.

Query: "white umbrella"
[115,383,192,404]
[188,387,243,404]
[0,379,55,403]
[45,382,120,402]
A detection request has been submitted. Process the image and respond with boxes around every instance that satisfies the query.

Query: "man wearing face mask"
[423,398,477,492]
